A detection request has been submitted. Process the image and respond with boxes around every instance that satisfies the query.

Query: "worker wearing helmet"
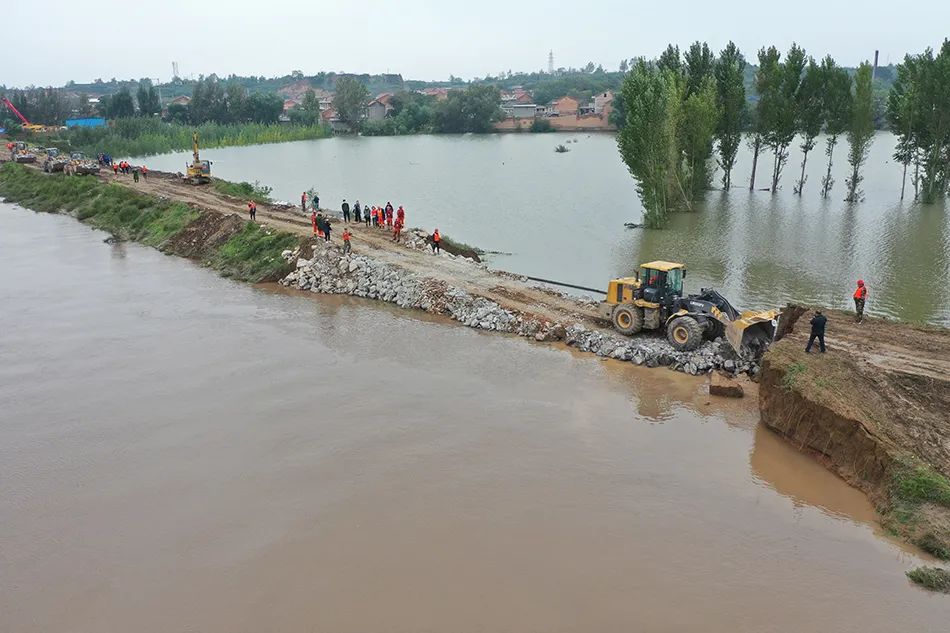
[853,280,868,323]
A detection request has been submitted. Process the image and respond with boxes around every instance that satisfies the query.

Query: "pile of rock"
[281,241,759,377]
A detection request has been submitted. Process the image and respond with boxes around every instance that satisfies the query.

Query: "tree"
[136,79,161,117]
[749,46,781,191]
[714,42,746,189]
[845,63,875,202]
[819,56,852,198]
[887,55,920,200]
[757,44,806,193]
[619,59,629,73]
[679,79,719,200]
[793,59,824,194]
[333,77,370,129]
[683,41,714,98]
[106,88,135,118]
[432,84,502,133]
[657,45,682,75]
[617,61,684,227]
[77,92,94,117]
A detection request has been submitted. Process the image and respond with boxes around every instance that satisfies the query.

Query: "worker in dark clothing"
[853,279,868,323]
[353,201,362,224]
[322,217,332,242]
[805,310,827,353]
[342,199,351,223]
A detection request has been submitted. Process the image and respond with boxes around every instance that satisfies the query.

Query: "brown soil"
[163,210,246,259]
[760,306,950,556]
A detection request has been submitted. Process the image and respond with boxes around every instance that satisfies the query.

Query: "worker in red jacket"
[853,280,868,323]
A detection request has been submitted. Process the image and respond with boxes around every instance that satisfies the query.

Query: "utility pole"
[548,50,554,74]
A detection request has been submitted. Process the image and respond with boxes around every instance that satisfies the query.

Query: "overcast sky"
[5,0,949,87]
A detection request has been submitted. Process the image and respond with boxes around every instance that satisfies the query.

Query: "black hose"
[524,276,606,295]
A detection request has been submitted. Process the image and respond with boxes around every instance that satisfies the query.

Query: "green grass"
[782,362,807,389]
[212,178,273,203]
[32,119,330,158]
[211,222,299,282]
[884,458,950,560]
[1,162,292,283]
[0,163,198,247]
[893,460,950,507]
[907,566,950,593]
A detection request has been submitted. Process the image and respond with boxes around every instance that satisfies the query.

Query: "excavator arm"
[2,97,31,126]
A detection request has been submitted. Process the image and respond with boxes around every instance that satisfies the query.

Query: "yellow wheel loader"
[596,261,782,359]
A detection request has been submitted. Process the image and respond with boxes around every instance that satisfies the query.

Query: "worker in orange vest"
[248,200,257,221]
[853,279,868,323]
[342,228,352,254]
[141,165,148,180]
[431,228,441,254]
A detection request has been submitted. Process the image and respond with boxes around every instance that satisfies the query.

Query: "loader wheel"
[667,316,703,351]
[611,304,643,335]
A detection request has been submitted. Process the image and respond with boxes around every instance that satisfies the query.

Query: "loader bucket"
[724,309,782,360]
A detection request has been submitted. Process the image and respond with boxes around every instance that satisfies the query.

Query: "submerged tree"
[887,56,921,200]
[758,44,806,193]
[819,57,852,198]
[617,61,684,227]
[794,59,824,194]
[714,42,746,189]
[680,79,719,200]
[845,63,875,202]
[749,46,781,191]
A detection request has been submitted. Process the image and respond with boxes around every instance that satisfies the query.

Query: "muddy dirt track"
[102,168,611,329]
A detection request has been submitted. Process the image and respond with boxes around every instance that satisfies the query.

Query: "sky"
[5,0,950,88]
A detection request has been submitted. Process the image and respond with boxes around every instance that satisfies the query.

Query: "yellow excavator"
[596,261,782,359]
[185,131,211,184]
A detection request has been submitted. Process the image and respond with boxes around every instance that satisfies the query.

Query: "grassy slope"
[0,163,295,282]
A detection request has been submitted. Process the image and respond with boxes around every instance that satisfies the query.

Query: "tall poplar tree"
[819,57,852,198]
[845,63,875,202]
[714,42,746,189]
[794,59,824,194]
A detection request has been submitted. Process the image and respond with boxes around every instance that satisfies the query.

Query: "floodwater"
[1,203,946,632]
[137,132,950,326]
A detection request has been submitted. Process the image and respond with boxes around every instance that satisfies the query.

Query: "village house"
[593,90,614,115]
[365,93,394,121]
[548,96,579,117]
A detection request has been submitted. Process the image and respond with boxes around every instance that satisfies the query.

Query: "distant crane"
[1,97,44,131]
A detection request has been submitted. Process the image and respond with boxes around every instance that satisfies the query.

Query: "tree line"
[618,40,949,227]
[289,77,503,135]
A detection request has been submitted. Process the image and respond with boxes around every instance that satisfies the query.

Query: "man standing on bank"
[853,279,868,323]
[342,199,351,223]
[805,310,827,353]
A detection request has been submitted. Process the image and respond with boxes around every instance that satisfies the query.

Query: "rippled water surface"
[1,204,946,632]
[137,132,950,325]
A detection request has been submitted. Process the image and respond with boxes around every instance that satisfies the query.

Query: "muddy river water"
[137,132,950,326]
[1,204,947,631]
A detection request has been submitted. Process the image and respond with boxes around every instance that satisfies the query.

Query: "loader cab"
[638,261,685,304]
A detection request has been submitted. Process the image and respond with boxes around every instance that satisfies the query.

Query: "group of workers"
[290,193,442,254]
[110,160,148,182]
[805,279,869,353]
